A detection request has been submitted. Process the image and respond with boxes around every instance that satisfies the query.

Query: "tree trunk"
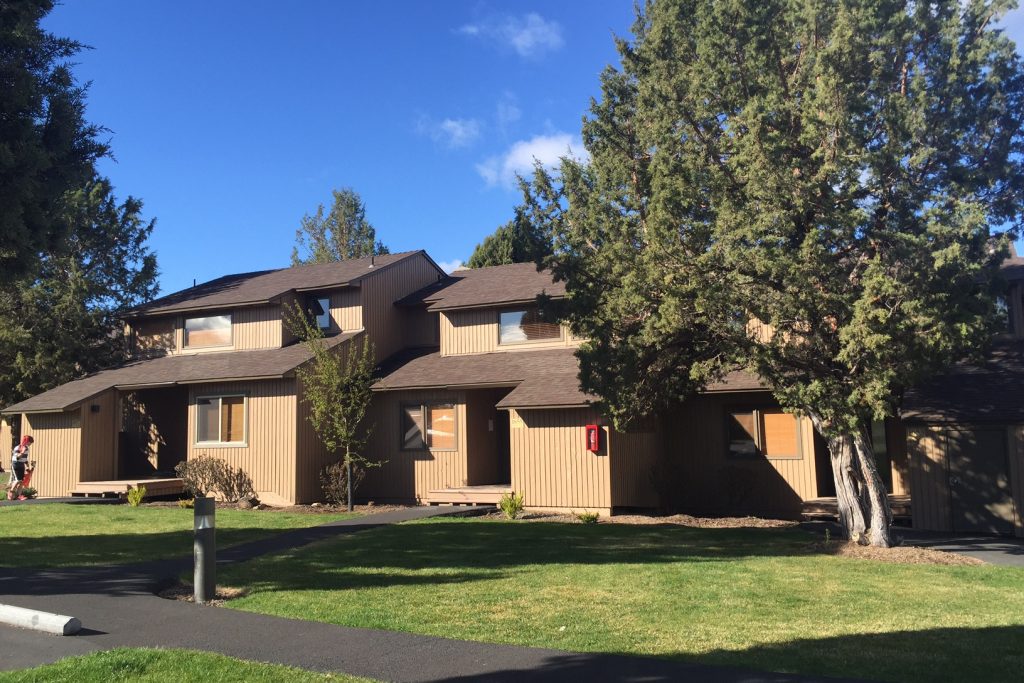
[345,447,354,513]
[852,429,894,547]
[807,412,867,541]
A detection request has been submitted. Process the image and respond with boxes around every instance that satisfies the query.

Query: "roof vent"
[369,254,375,268]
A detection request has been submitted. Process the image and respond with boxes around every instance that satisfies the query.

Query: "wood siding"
[130,317,176,356]
[361,389,469,503]
[509,408,612,513]
[330,288,363,333]
[233,306,283,350]
[121,387,189,476]
[21,411,81,498]
[361,255,444,363]
[660,394,819,516]
[609,428,662,509]
[440,310,578,357]
[400,306,440,349]
[1012,426,1024,536]
[187,379,297,506]
[79,389,118,482]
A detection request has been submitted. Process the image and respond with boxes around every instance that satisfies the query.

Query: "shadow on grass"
[430,625,1024,683]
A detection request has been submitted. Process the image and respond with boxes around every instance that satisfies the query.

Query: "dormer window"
[305,296,331,330]
[184,314,232,348]
[498,308,561,345]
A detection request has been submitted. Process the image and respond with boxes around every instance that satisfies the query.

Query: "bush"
[175,456,256,503]
[320,461,365,507]
[498,491,525,520]
[177,497,194,509]
[126,485,146,507]
[576,511,600,524]
[19,487,37,500]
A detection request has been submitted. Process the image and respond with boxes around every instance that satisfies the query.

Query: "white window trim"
[194,393,248,447]
[496,308,563,347]
[183,313,234,350]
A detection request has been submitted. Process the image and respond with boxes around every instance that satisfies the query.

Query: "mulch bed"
[157,582,248,606]
[812,540,985,566]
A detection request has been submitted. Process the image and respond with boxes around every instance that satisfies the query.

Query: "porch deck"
[802,494,912,523]
[70,477,184,499]
[425,484,512,506]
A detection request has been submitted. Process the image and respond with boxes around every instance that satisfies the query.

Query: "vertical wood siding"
[660,394,819,516]
[121,387,189,475]
[233,306,283,350]
[129,317,177,356]
[509,408,612,512]
[187,379,297,505]
[609,428,662,508]
[1011,426,1024,536]
[400,307,440,348]
[360,255,444,364]
[440,310,578,357]
[906,425,952,531]
[0,416,13,456]
[22,411,81,498]
[330,288,363,333]
[887,418,910,495]
[361,389,469,502]
[79,389,118,482]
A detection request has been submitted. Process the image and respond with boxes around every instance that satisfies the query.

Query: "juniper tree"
[535,0,1024,546]
[467,177,556,267]
[292,188,389,265]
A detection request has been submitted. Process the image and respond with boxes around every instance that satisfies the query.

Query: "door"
[947,428,1015,535]
[495,410,511,484]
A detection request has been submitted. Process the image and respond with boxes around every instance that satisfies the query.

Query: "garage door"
[947,429,1015,535]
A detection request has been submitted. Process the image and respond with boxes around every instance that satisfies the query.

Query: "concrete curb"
[0,604,81,635]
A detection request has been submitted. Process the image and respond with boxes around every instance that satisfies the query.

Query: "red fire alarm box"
[585,424,600,453]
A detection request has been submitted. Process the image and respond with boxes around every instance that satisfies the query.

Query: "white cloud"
[417,116,482,149]
[496,92,521,134]
[436,259,465,273]
[458,13,564,59]
[476,132,587,189]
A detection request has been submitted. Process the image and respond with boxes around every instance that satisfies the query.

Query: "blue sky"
[45,2,1024,296]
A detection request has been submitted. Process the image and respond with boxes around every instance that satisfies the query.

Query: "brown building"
[3,252,1023,537]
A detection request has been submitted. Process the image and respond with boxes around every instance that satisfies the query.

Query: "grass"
[221,517,1024,683]
[0,504,357,567]
[0,648,376,682]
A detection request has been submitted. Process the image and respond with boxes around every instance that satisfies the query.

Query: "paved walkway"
[0,507,859,682]
[896,530,1024,568]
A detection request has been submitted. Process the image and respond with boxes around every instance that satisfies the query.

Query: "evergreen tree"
[0,175,158,406]
[291,188,389,265]
[534,0,1024,546]
[0,0,109,284]
[467,177,556,267]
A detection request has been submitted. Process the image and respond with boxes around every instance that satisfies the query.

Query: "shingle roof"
[704,370,767,392]
[902,341,1024,423]
[397,263,566,311]
[3,333,358,414]
[1002,256,1024,283]
[131,251,433,317]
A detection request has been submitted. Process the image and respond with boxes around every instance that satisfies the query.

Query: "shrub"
[320,461,365,507]
[175,456,256,503]
[576,511,600,524]
[498,491,525,520]
[126,485,146,507]
[19,487,37,499]
[177,497,194,509]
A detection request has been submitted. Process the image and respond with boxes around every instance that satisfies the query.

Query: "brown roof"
[704,370,768,392]
[373,348,594,408]
[3,333,358,414]
[397,263,566,311]
[131,251,436,317]
[1002,256,1024,283]
[902,341,1024,423]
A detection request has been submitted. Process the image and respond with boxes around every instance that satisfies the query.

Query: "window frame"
[400,401,458,452]
[183,313,233,350]
[496,307,563,347]
[724,406,802,461]
[194,393,248,447]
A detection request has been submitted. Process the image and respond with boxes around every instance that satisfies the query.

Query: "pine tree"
[534,0,1024,547]
[291,188,389,265]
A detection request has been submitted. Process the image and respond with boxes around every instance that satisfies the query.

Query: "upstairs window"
[196,395,246,445]
[498,308,561,345]
[401,403,457,451]
[726,407,801,460]
[306,296,331,330]
[184,314,232,348]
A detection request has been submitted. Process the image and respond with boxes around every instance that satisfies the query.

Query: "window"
[196,395,246,444]
[996,296,1014,335]
[726,407,801,459]
[498,308,561,345]
[184,314,232,348]
[306,296,331,330]
[401,403,457,450]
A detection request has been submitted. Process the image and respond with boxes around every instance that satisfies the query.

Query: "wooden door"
[947,428,1015,535]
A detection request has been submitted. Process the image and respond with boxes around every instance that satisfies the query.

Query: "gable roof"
[397,262,566,312]
[3,332,358,414]
[131,251,437,318]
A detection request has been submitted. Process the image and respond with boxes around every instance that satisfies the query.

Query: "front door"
[947,428,1015,535]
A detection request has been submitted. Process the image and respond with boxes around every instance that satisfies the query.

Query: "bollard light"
[193,496,216,604]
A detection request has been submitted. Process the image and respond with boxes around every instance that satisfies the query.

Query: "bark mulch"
[814,540,985,566]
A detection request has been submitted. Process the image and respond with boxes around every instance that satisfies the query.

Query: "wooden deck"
[70,477,184,499]
[802,494,912,522]
[425,484,512,506]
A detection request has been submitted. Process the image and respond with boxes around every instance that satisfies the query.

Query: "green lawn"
[0,504,357,567]
[0,648,375,682]
[221,518,1024,683]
